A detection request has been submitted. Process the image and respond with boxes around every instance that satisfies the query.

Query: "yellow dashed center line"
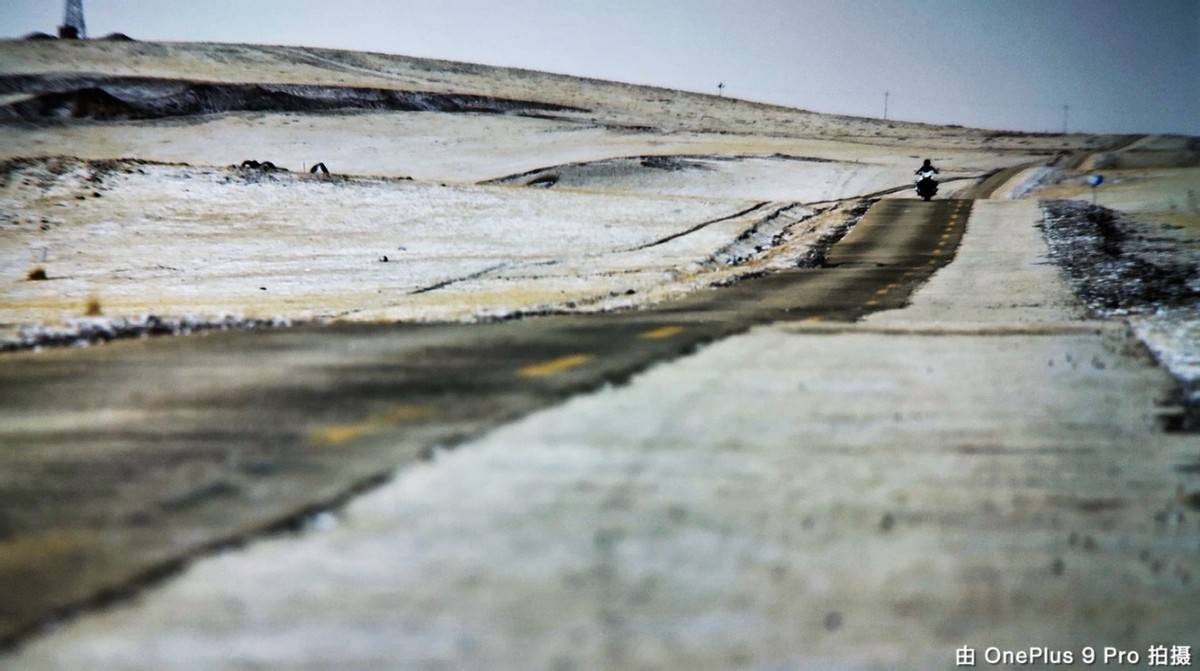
[308,424,372,447]
[313,198,975,447]
[517,353,593,378]
[640,325,684,340]
[308,403,434,447]
[379,405,434,422]
[802,315,823,323]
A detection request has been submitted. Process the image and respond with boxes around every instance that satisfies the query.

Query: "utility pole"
[59,0,86,39]
[1062,104,1069,134]
[883,91,890,120]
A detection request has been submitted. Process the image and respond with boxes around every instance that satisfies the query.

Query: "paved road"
[0,194,972,646]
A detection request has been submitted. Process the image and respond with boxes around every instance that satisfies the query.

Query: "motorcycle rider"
[914,158,939,200]
[915,158,939,179]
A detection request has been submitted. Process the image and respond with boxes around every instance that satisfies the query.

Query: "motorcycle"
[915,169,938,201]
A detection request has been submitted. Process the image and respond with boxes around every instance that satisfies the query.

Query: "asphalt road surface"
[0,193,974,647]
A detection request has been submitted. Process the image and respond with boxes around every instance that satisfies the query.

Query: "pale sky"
[3,0,1197,134]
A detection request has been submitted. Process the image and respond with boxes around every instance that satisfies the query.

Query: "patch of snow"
[1130,309,1200,403]
[1008,166,1058,199]
[2,314,292,352]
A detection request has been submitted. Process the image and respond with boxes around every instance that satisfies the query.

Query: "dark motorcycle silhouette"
[915,169,938,201]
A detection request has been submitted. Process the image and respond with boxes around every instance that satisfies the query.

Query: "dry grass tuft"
[25,267,48,281]
[84,297,103,316]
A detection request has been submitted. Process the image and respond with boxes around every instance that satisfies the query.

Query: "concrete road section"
[7,200,1195,670]
[0,197,969,646]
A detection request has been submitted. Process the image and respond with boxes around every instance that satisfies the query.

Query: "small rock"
[879,513,895,532]
[823,612,843,631]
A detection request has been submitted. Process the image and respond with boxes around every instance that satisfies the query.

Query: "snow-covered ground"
[0,39,1189,360]
[0,108,1029,194]
[0,157,751,329]
[486,153,959,202]
[1,155,863,341]
[1131,311,1200,406]
[1034,158,1200,415]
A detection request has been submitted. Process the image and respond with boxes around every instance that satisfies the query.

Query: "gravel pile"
[1040,200,1199,315]
[1041,199,1200,428]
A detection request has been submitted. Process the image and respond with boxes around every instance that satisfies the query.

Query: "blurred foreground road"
[1,196,967,644]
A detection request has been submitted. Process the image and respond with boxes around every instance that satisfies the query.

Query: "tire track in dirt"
[624,201,771,251]
[327,202,779,319]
